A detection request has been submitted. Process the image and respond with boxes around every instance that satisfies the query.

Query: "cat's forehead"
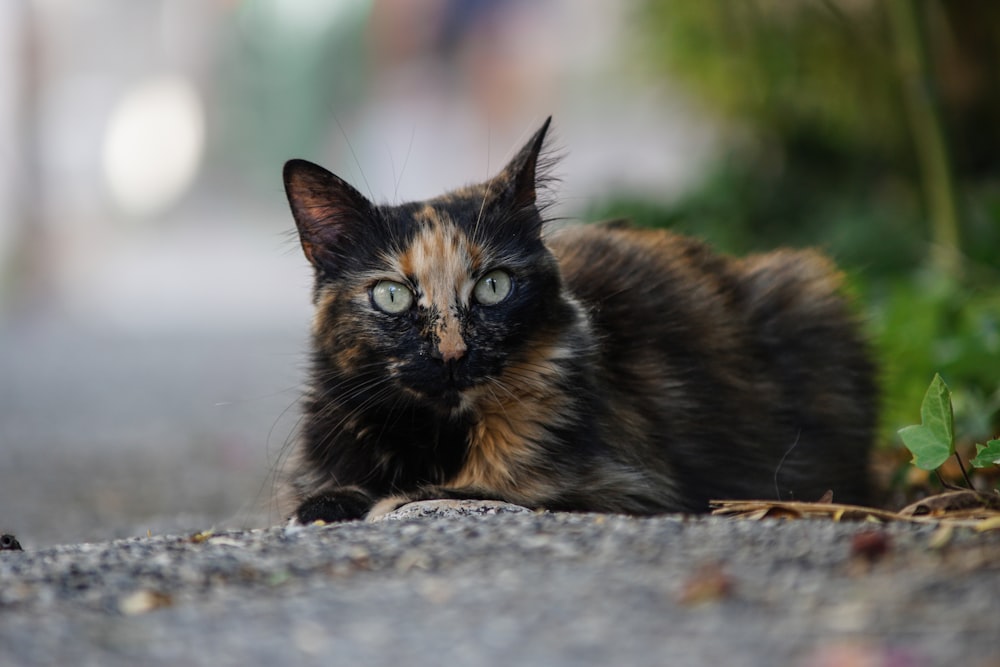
[394,204,483,308]
[402,205,479,265]
[416,185,493,228]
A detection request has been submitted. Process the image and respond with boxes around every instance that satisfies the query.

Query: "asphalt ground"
[2,508,999,667]
[0,325,303,547]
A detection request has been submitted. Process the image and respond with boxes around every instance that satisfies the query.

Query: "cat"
[281,117,877,524]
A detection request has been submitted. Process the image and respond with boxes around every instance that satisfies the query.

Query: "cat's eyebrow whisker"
[333,115,376,203]
[472,184,491,243]
[385,141,398,205]
[393,124,416,205]
[472,128,493,242]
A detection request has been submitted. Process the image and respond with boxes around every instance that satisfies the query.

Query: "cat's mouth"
[399,384,470,414]
[420,377,474,404]
[399,363,479,411]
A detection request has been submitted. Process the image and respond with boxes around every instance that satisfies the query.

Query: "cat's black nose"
[447,358,465,379]
[438,357,463,382]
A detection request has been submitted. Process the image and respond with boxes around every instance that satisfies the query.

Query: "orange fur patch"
[449,340,575,498]
[393,207,485,360]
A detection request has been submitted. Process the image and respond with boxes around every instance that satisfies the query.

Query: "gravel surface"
[2,507,999,667]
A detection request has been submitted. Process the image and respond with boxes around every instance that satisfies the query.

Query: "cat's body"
[282,118,876,523]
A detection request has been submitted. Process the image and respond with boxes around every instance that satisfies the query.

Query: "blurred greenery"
[614,0,1000,452]
[216,1,371,187]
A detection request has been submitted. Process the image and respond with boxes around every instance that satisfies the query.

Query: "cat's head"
[283,118,574,413]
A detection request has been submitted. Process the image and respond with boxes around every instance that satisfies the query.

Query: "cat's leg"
[292,487,375,524]
[365,486,507,521]
[365,494,418,521]
[294,487,491,524]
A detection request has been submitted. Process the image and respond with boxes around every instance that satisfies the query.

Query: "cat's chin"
[432,389,476,416]
[401,384,473,415]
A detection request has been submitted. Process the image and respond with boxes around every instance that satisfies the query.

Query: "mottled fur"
[281,118,876,523]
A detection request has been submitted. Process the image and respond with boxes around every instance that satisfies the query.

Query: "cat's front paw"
[293,489,374,524]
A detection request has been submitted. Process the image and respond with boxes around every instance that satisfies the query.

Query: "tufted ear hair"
[496,116,552,212]
[283,159,374,273]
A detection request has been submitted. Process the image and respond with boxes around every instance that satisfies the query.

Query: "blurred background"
[1,0,997,547]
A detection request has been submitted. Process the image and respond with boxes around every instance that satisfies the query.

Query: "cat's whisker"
[482,379,525,420]
[393,124,416,205]
[332,115,376,203]
[482,383,515,425]
[314,380,395,423]
[307,385,398,471]
[471,124,494,244]
[372,392,411,453]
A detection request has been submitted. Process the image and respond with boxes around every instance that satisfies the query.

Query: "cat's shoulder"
[545,222,848,315]
[544,222,718,272]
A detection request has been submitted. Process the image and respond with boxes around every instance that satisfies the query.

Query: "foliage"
[898,374,955,471]
[898,374,1000,484]
[633,0,1000,178]
[635,1,903,160]
[587,153,925,275]
[868,272,1000,444]
[971,440,1000,469]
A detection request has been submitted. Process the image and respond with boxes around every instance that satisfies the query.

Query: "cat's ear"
[283,159,373,272]
[496,116,552,213]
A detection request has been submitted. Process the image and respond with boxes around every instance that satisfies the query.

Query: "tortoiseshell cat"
[281,117,876,523]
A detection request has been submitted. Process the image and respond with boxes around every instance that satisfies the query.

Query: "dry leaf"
[974,515,1000,532]
[711,499,902,523]
[712,495,1000,527]
[928,524,954,549]
[189,530,214,543]
[898,489,1000,517]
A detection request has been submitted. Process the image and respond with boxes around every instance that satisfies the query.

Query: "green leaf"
[897,374,955,471]
[970,439,1000,469]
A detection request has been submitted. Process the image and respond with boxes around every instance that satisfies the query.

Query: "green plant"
[898,374,1000,485]
[871,277,1000,445]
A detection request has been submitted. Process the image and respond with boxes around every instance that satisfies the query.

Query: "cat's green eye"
[372,280,413,314]
[473,270,512,306]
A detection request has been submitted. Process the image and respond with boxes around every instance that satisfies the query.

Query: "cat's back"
[545,222,876,506]
[545,222,872,389]
[545,223,744,332]
[546,223,855,337]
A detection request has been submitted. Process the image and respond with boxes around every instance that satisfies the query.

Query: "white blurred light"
[101,74,205,218]
[272,0,361,34]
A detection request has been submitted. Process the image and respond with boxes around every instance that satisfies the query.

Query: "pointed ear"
[283,159,373,272]
[497,116,552,211]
